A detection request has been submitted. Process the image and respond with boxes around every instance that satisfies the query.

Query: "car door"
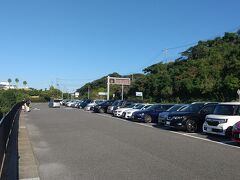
[151,105,164,122]
[199,104,216,123]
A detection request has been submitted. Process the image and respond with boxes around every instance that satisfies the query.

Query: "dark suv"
[93,100,115,113]
[165,102,218,133]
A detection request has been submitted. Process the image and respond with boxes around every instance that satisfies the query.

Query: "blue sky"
[0,0,239,92]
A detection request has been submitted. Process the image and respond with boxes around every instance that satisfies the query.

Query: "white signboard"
[136,92,143,97]
[109,77,131,85]
[74,92,79,97]
[98,92,108,96]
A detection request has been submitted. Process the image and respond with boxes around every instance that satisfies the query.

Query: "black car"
[93,100,115,113]
[165,102,218,133]
[131,104,174,123]
[107,100,143,114]
[158,104,189,125]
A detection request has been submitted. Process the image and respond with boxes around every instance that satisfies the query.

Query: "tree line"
[77,31,240,103]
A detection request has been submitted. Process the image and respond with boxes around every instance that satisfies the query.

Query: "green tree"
[15,78,19,88]
[7,78,12,89]
[23,81,27,88]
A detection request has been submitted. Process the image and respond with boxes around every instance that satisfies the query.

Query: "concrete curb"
[19,111,40,180]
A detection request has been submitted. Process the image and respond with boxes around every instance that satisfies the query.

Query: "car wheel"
[99,108,105,113]
[225,126,232,138]
[144,115,152,123]
[186,119,198,133]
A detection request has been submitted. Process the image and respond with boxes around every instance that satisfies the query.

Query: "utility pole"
[107,76,110,100]
[121,84,124,100]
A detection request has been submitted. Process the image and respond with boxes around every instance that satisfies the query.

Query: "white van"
[203,102,240,137]
[48,99,61,108]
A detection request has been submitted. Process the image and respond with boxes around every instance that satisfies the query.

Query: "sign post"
[237,89,240,102]
[107,77,131,100]
[107,76,110,100]
[136,92,143,101]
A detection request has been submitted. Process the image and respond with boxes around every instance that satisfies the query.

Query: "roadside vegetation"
[77,31,240,102]
[0,86,63,118]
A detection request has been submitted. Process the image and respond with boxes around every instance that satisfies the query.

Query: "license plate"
[166,121,170,125]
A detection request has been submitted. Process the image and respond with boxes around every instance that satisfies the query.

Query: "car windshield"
[54,100,61,102]
[96,100,103,104]
[99,101,112,106]
[180,104,204,112]
[112,101,121,106]
[167,105,184,112]
[126,104,135,108]
[213,105,240,115]
[145,104,160,110]
[134,104,145,109]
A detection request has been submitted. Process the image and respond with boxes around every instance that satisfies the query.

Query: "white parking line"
[94,112,240,149]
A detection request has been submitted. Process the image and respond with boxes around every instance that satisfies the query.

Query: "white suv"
[203,102,240,137]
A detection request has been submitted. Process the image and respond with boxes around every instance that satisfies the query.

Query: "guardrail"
[0,102,24,180]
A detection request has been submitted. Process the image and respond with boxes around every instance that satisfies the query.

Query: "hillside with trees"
[77,31,240,102]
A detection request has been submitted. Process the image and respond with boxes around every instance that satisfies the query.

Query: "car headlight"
[140,113,145,117]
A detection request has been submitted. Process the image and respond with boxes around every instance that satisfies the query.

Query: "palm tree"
[7,78,12,89]
[15,78,19,88]
[23,81,27,89]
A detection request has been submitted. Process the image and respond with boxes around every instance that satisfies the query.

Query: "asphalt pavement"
[25,103,240,180]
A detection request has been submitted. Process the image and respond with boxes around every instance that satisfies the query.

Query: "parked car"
[61,99,70,106]
[232,121,240,143]
[93,100,115,113]
[66,100,76,107]
[123,104,152,119]
[131,104,174,123]
[113,103,141,117]
[158,104,189,125]
[203,102,240,137]
[78,99,92,109]
[165,102,217,133]
[48,98,61,108]
[107,100,143,114]
[71,100,81,108]
[84,100,105,111]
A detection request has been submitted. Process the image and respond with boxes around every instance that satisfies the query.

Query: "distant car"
[203,102,240,137]
[131,104,174,123]
[84,100,105,111]
[123,104,152,119]
[158,104,189,125]
[232,121,240,143]
[107,100,143,114]
[66,100,76,107]
[166,102,217,133]
[78,99,92,109]
[48,99,61,108]
[93,100,115,113]
[113,104,141,117]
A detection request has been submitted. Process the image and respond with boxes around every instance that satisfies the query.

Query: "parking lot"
[26,103,240,180]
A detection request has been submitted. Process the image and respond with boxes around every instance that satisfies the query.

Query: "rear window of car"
[54,100,61,102]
